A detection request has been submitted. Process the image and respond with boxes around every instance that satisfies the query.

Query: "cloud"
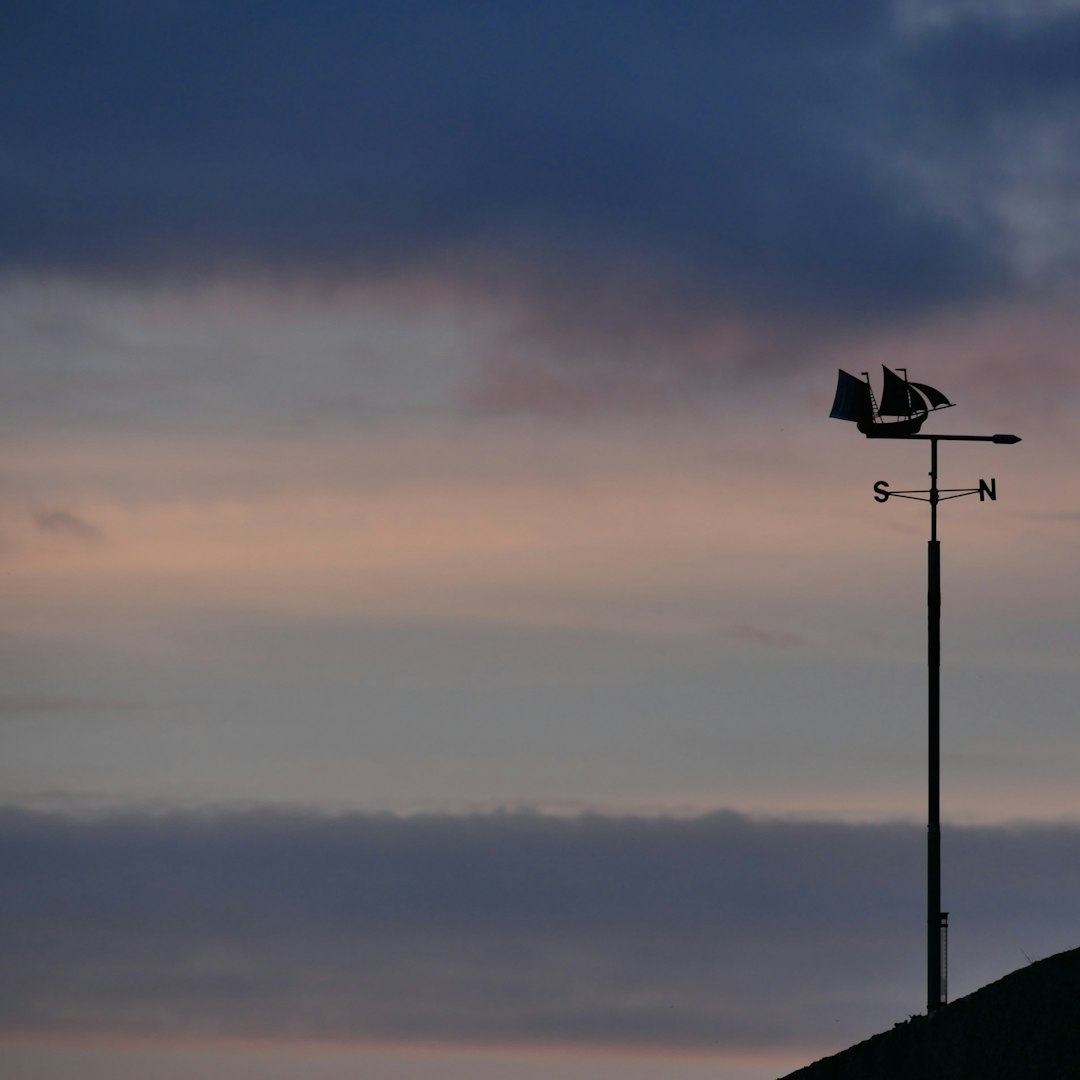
[3,5,1079,436]
[31,507,103,542]
[3,805,1078,1053]
[887,10,1080,285]
[5,1,1077,318]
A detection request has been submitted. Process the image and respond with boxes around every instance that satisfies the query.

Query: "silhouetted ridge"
[780,945,1080,1079]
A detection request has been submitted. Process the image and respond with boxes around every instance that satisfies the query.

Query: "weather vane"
[830,366,1020,1016]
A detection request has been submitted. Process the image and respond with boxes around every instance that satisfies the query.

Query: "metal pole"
[927,438,944,1013]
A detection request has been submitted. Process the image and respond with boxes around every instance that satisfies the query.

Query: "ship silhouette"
[830,365,953,437]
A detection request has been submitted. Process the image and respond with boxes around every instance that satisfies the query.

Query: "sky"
[3,1,1080,1077]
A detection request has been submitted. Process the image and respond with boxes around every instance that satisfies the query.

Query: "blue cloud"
[3,805,1078,1049]
[7,2,1077,315]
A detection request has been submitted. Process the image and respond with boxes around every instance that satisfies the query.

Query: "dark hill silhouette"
[779,946,1080,1079]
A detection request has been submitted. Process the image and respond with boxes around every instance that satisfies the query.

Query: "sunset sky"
[4,3,1080,1078]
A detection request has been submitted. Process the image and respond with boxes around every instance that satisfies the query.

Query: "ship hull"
[857,414,928,438]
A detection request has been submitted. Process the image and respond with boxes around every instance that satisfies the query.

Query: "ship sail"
[878,366,928,417]
[829,369,874,423]
[910,380,952,410]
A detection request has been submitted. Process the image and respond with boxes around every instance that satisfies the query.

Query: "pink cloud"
[460,301,835,419]
[31,507,103,542]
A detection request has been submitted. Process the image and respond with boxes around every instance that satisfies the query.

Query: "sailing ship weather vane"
[831,365,953,438]
[829,365,1020,1017]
